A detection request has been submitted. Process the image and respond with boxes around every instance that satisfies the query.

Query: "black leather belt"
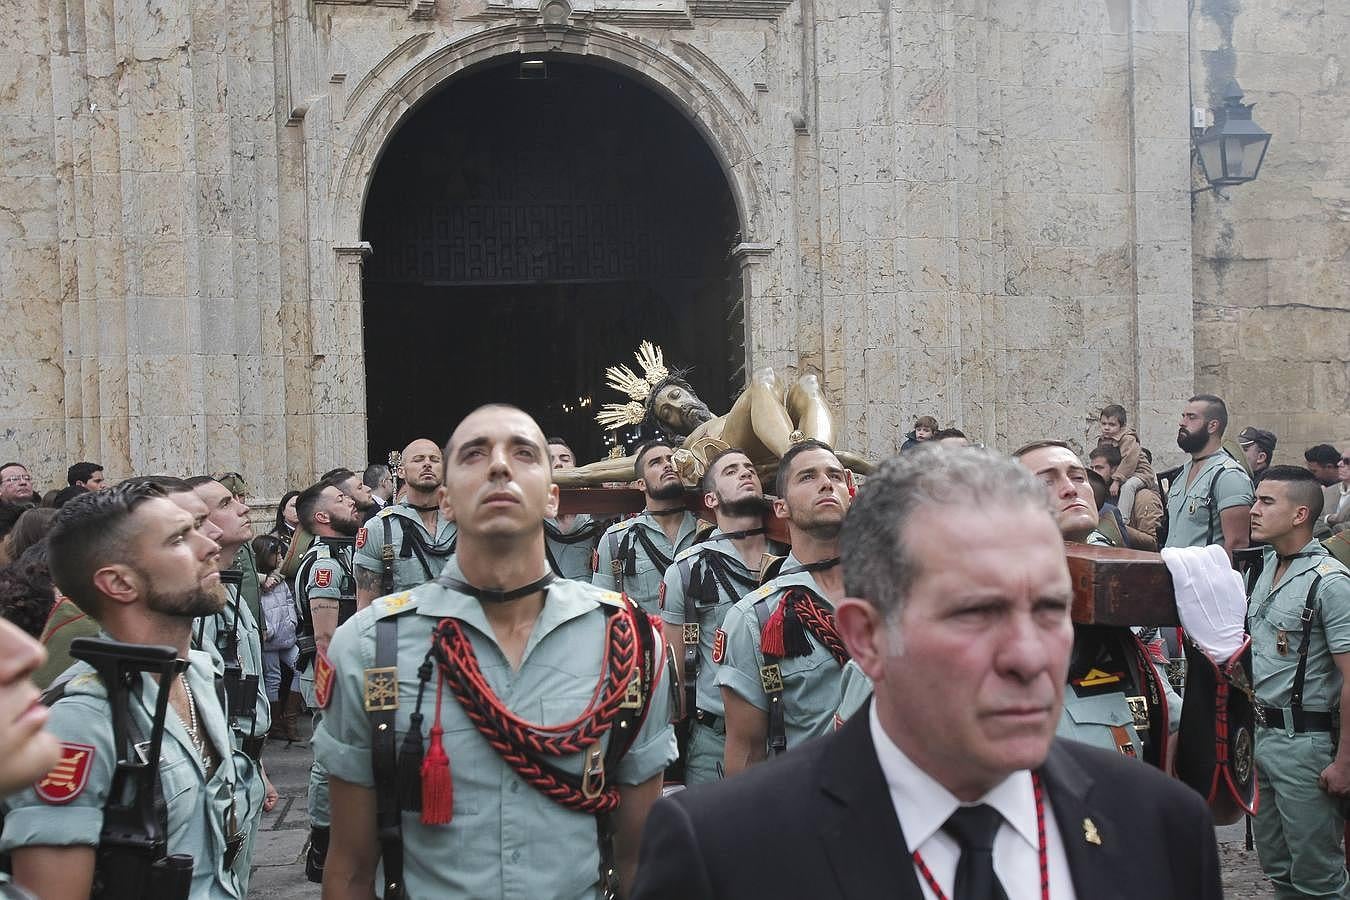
[694,709,723,733]
[1257,705,1337,732]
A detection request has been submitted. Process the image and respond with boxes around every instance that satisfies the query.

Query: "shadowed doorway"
[361,58,743,463]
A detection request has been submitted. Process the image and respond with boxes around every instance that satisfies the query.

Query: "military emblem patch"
[35,742,95,804]
[315,568,331,589]
[363,667,399,712]
[712,628,727,664]
[356,527,367,549]
[314,653,335,709]
[380,592,413,613]
[1072,668,1122,688]
[658,581,666,610]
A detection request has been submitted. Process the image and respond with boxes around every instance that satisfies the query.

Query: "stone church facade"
[1,0,1345,498]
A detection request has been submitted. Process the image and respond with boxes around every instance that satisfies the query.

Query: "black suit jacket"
[631,704,1221,900]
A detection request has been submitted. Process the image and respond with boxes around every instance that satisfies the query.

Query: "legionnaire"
[544,438,605,582]
[660,447,784,784]
[1165,394,1254,559]
[717,440,852,775]
[0,617,60,796]
[594,440,703,616]
[354,439,458,609]
[315,404,676,899]
[324,467,380,520]
[1245,465,1350,897]
[185,477,274,892]
[292,480,362,884]
[1,483,260,898]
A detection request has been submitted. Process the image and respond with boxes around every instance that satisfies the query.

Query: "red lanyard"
[911,773,1049,900]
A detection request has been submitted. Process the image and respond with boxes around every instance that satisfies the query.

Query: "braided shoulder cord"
[790,590,851,666]
[427,608,640,813]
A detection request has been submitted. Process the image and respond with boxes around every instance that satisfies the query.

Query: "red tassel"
[420,674,453,825]
[761,595,789,658]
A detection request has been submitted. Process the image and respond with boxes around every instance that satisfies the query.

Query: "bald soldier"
[354,438,458,609]
[317,405,675,900]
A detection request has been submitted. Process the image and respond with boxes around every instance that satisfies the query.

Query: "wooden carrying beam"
[1065,543,1178,627]
[557,490,1178,626]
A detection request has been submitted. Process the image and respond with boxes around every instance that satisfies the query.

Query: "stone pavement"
[247,712,1275,897]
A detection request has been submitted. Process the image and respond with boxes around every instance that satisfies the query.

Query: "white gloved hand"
[1161,544,1247,665]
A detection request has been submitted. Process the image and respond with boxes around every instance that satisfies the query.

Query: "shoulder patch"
[314,653,334,709]
[748,583,776,604]
[315,568,332,589]
[67,672,103,693]
[675,545,704,563]
[356,527,367,549]
[712,628,727,664]
[35,742,95,804]
[377,592,415,615]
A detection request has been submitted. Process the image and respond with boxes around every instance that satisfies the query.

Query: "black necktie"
[942,805,1009,900]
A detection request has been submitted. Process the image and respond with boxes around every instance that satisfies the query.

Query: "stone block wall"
[1191,0,1350,464]
[0,0,1338,490]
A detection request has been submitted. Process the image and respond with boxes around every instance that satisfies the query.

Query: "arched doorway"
[360,57,743,463]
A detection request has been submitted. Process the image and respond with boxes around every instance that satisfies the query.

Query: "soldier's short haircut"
[1089,443,1122,468]
[633,439,674,481]
[122,474,195,494]
[1085,469,1108,511]
[184,474,218,489]
[1012,440,1071,459]
[1100,404,1127,425]
[295,481,332,532]
[700,447,753,495]
[66,461,103,486]
[1188,394,1229,434]
[1256,465,1325,522]
[546,436,572,449]
[362,463,389,490]
[48,481,168,619]
[774,439,838,498]
[320,467,356,485]
[841,446,1051,619]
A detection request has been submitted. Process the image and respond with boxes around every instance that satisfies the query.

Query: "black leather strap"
[371,618,404,900]
[1257,705,1336,731]
[1290,574,1325,725]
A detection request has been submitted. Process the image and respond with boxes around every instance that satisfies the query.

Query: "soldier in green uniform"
[545,438,605,582]
[660,447,783,784]
[292,479,362,884]
[594,440,703,615]
[1,484,260,898]
[717,440,852,775]
[1165,394,1254,559]
[354,438,457,610]
[1246,466,1350,898]
[316,404,675,899]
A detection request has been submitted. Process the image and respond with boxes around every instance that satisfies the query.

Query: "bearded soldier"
[354,438,458,610]
[717,440,852,775]
[594,440,705,617]
[293,480,362,883]
[316,405,675,899]
[660,447,785,784]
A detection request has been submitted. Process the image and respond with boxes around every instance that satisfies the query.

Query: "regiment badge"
[356,528,367,550]
[35,742,95,804]
[712,628,727,664]
[314,653,335,709]
[315,568,332,589]
[363,667,399,712]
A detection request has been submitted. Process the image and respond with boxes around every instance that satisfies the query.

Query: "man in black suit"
[632,446,1222,900]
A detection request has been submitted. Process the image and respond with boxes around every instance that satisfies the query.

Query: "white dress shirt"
[869,705,1078,900]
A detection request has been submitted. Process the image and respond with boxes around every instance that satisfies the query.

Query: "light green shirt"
[195,582,271,741]
[545,515,600,583]
[593,511,701,616]
[353,503,457,593]
[0,647,260,898]
[1248,541,1350,711]
[715,553,846,751]
[1164,452,1253,549]
[313,560,677,899]
[834,659,873,724]
[659,531,770,717]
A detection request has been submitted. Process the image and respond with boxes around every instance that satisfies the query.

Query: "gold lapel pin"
[1083,818,1102,846]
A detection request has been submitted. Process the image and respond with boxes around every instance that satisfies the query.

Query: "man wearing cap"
[1238,427,1277,479]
